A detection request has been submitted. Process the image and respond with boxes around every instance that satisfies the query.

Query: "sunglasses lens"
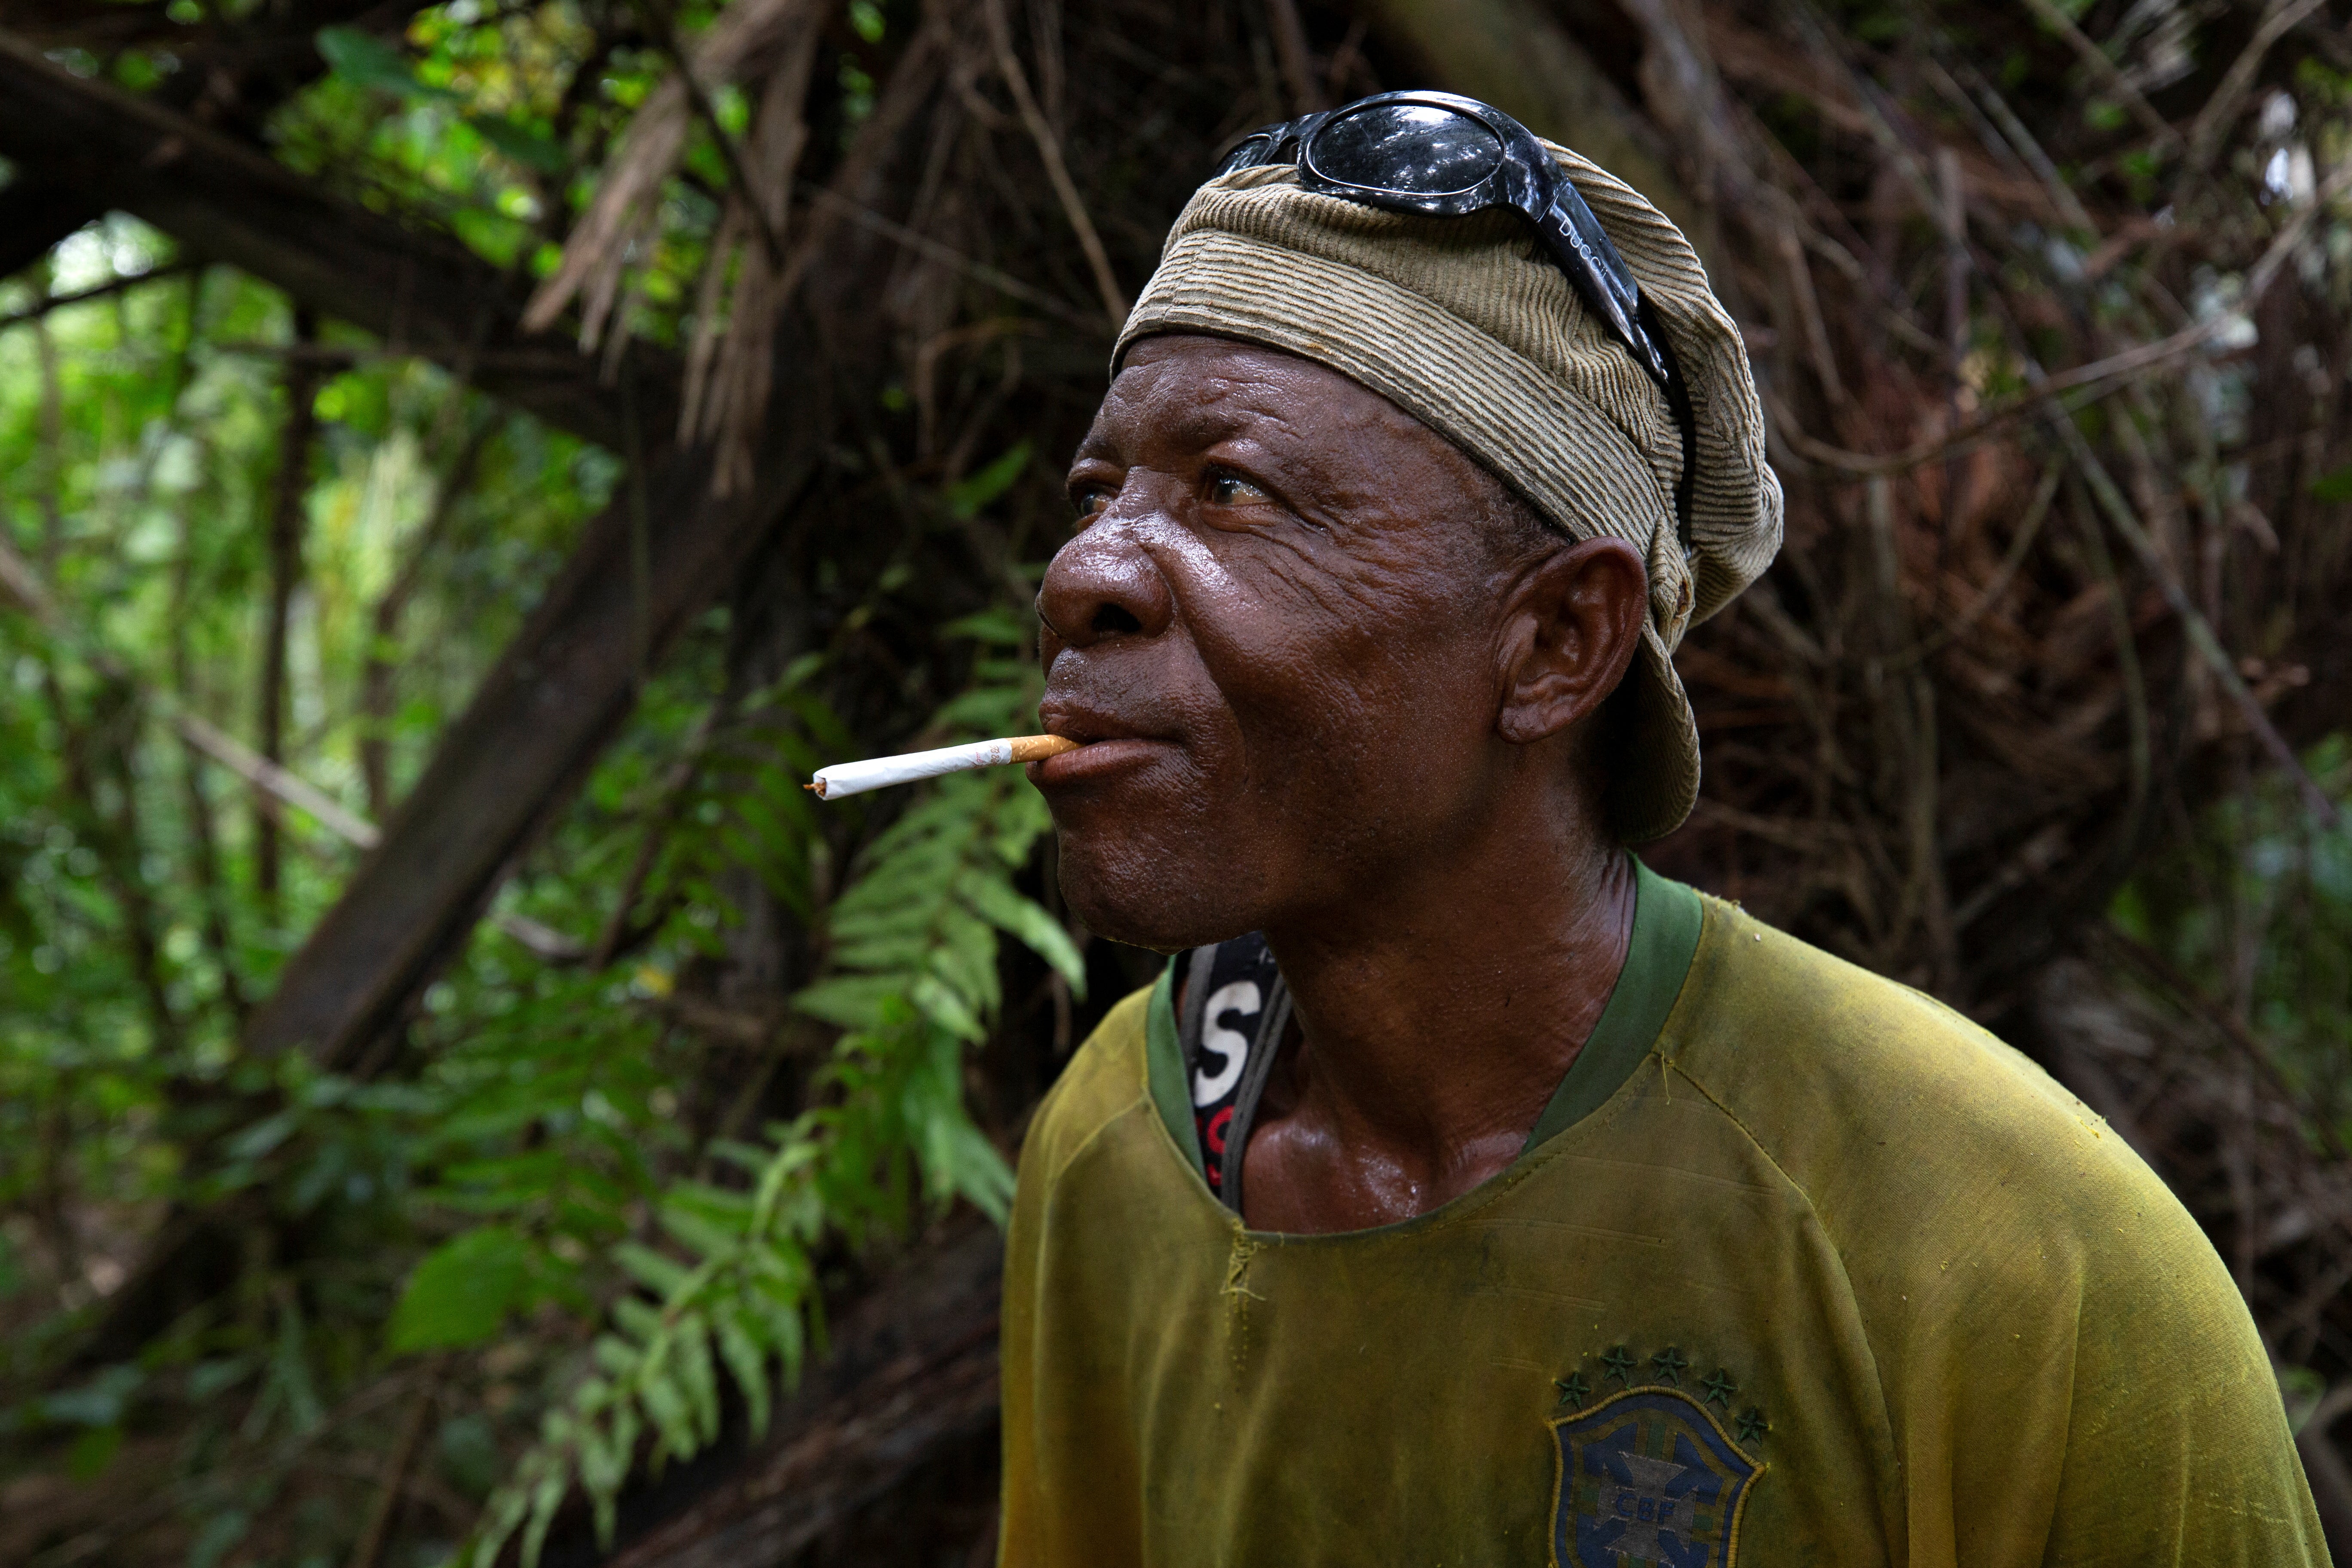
[1214,132,1277,176]
[1307,102,1504,196]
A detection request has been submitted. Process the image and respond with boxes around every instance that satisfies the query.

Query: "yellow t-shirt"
[998,872,2325,1566]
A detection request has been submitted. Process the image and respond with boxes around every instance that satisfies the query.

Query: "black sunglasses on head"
[1215,91,1695,541]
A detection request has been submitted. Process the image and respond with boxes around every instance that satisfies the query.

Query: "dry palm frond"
[678,26,819,494]
[520,0,828,354]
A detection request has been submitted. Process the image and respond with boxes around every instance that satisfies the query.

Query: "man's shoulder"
[1659,897,2315,1557]
[1666,896,2199,1289]
[1020,980,1160,1187]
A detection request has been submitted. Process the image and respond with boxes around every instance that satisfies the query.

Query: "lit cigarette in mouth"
[805,734,1081,799]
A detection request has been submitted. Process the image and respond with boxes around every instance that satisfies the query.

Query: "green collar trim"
[1145,961,1204,1176]
[1139,859,1705,1182]
[1518,859,1705,1154]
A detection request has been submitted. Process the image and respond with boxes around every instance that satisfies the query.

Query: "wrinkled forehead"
[1082,332,1550,551]
[1083,334,1482,481]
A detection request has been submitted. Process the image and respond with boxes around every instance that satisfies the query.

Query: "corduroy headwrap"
[1113,141,1783,843]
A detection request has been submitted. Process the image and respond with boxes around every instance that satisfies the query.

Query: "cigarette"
[806,734,1080,799]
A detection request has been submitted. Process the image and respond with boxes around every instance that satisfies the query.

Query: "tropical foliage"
[3,0,2350,1563]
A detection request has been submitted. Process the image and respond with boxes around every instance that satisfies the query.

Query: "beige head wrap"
[1114,141,1782,843]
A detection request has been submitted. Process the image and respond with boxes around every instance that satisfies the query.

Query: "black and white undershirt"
[1176,934,1292,1215]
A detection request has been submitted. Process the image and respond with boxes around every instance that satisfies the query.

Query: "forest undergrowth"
[2,0,2351,1563]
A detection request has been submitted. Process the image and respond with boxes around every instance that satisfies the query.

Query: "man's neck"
[1241,815,1637,1234]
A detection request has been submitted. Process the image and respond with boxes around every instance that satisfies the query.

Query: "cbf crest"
[1549,1387,1761,1568]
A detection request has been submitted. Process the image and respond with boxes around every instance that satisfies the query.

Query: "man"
[998,91,2324,1566]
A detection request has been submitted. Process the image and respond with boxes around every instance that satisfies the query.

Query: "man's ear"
[1494,536,1649,746]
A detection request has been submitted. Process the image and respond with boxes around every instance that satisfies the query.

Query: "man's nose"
[1035,507,1173,666]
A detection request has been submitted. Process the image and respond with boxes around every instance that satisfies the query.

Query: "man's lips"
[1028,735,1170,786]
[1030,711,1177,787]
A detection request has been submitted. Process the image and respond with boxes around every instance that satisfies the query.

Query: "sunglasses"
[1214,91,1695,540]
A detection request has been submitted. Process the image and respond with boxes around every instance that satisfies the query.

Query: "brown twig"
[2047,409,2339,829]
[2063,465,2153,864]
[590,697,731,968]
[2014,0,2183,153]
[256,307,321,911]
[360,417,496,818]
[2187,0,2329,170]
[1780,320,2224,475]
[4,531,588,963]
[1886,459,2062,667]
[982,0,1125,329]
[1783,162,2352,477]
[630,0,807,267]
[345,1372,440,1568]
[803,184,1099,329]
[0,261,196,332]
[1264,0,1325,114]
[2091,926,2351,1164]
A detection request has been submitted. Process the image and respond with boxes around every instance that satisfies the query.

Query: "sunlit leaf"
[386,1226,540,1353]
[315,27,458,101]
[944,441,1033,518]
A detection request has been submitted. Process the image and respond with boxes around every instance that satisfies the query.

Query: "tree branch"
[0,28,676,450]
[0,24,823,1062]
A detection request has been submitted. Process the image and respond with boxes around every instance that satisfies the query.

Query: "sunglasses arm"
[1531,199,1669,391]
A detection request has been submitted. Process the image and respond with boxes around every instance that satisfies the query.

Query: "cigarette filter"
[808,734,1079,799]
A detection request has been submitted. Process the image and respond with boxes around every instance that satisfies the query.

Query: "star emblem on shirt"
[1650,1346,1688,1386]
[1701,1369,1737,1407]
[1553,1371,1590,1408]
[1735,1406,1770,1445]
[1599,1346,1636,1385]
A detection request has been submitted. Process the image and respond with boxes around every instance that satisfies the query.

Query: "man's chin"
[1054,831,1260,956]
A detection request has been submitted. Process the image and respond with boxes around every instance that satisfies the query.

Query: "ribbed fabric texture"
[1115,146,1784,842]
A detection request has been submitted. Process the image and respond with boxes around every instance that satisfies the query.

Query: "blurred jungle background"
[0,0,2349,1561]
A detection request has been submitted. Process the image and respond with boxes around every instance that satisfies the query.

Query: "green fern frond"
[461,648,1077,1567]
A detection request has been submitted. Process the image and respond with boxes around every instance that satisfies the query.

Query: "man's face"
[1031,335,1544,952]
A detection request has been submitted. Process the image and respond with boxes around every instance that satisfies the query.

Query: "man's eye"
[1071,486,1111,519]
[1206,472,1267,506]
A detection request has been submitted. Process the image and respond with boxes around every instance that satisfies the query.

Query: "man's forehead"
[1084,336,1425,459]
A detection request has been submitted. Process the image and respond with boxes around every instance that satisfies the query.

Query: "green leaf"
[41,1364,142,1427]
[936,1119,1017,1221]
[575,1421,627,1544]
[676,1314,721,1442]
[612,1295,667,1344]
[614,1240,691,1297]
[466,114,570,174]
[934,684,1039,731]
[315,27,457,101]
[387,1226,538,1353]
[944,441,1032,518]
[521,1464,570,1568]
[592,1334,640,1378]
[909,973,987,1041]
[638,1362,696,1457]
[2311,466,2352,503]
[961,876,1086,989]
[703,1138,773,1175]
[225,1111,297,1162]
[715,1307,774,1435]
[189,1509,251,1568]
[940,605,1033,646]
[792,974,903,1029]
[66,1423,122,1481]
